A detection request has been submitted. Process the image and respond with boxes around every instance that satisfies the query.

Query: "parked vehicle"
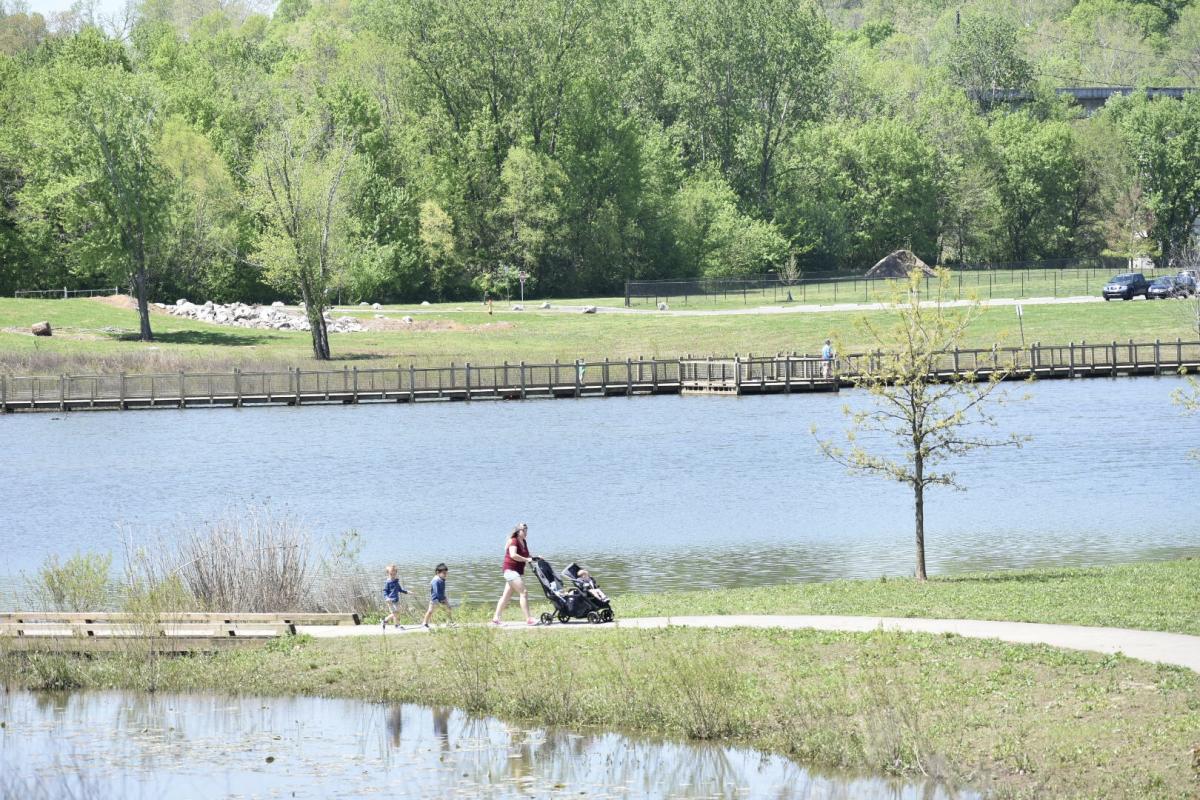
[1175,272,1198,296]
[1102,273,1149,300]
[1147,276,1186,299]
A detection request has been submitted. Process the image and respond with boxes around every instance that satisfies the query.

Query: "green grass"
[4,625,1197,798]
[448,558,1200,635]
[620,559,1200,633]
[2,293,1198,375]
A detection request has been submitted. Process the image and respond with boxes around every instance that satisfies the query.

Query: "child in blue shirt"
[421,563,451,629]
[382,564,409,630]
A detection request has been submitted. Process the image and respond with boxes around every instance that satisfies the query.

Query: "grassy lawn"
[4,625,1197,799]
[1,294,1198,375]
[433,558,1199,635]
[615,559,1200,635]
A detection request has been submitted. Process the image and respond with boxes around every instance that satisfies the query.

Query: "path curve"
[298,614,1200,673]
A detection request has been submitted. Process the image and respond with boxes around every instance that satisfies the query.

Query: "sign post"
[1015,303,1025,346]
[519,271,527,303]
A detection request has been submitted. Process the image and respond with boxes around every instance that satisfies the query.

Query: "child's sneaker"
[423,623,430,630]
[381,621,387,631]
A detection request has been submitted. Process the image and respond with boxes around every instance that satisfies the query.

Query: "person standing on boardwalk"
[492,523,537,626]
[422,563,451,628]
[821,338,835,379]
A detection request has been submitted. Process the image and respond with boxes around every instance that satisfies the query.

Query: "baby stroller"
[531,557,615,624]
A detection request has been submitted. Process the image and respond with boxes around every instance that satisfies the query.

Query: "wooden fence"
[1,340,1198,413]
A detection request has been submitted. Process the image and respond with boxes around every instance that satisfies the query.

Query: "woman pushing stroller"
[491,522,538,626]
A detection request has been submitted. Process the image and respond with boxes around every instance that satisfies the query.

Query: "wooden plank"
[0,636,272,653]
[0,622,294,637]
[0,611,354,626]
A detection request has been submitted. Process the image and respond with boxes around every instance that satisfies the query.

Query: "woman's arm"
[508,544,534,563]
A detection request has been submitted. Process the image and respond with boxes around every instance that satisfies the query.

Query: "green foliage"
[1113,93,1200,267]
[946,10,1033,108]
[0,0,1198,300]
[27,552,113,612]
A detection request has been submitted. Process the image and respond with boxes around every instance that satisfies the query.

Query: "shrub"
[25,552,113,612]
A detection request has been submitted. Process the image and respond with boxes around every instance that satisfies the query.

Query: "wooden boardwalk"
[1,340,1197,413]
[0,611,358,652]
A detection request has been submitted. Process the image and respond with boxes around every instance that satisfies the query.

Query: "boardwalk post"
[352,367,359,402]
[953,347,960,374]
[179,371,186,408]
[295,368,302,405]
[503,361,509,388]
[1179,338,1184,366]
[1111,341,1118,377]
[465,363,472,399]
[651,357,659,391]
[574,360,582,397]
[0,374,6,412]
[1154,339,1161,375]
[603,358,610,394]
[626,358,632,396]
[733,356,741,393]
[59,374,66,411]
[553,360,560,390]
[409,365,416,403]
[784,355,791,393]
[234,368,242,407]
[520,361,526,399]
[1068,343,1075,378]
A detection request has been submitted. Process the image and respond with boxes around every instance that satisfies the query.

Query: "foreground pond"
[0,691,974,799]
[2,375,1198,600]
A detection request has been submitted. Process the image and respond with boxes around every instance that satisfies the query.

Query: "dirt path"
[297,614,1200,672]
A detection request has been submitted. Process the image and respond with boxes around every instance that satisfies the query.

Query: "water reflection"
[0,691,977,799]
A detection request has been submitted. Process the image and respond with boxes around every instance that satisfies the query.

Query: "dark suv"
[1102,273,1149,301]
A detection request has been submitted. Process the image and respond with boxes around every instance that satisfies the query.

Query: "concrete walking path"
[297,614,1200,673]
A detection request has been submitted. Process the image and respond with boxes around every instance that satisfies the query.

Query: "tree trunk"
[132,261,153,343]
[306,303,330,360]
[913,453,927,581]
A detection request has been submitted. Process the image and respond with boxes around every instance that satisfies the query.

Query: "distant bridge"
[979,86,1197,114]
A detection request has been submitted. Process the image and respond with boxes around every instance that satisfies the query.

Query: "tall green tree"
[11,43,171,340]
[946,11,1033,109]
[249,115,362,360]
[1116,94,1200,268]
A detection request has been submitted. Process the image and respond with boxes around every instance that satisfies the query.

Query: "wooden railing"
[1,340,1198,413]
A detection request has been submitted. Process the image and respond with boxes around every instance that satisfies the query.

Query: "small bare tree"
[816,268,1025,580]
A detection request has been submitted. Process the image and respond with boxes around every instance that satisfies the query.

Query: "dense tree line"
[3,0,1200,347]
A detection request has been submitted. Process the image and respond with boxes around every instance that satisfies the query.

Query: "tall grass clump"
[126,507,312,612]
[23,553,114,611]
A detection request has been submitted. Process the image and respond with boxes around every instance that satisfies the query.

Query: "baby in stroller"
[531,558,615,624]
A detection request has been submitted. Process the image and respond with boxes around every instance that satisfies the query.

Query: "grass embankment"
[1,295,1197,375]
[394,559,1200,635]
[4,559,1200,797]
[617,559,1200,635]
[4,626,1197,799]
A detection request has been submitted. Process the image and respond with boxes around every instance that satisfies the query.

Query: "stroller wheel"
[539,612,554,625]
[602,609,614,623]
[556,611,571,624]
[586,611,601,624]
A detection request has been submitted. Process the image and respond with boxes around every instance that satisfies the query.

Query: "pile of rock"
[161,299,364,333]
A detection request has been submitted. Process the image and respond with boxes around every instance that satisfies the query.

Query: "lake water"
[2,376,1198,601]
[0,690,975,799]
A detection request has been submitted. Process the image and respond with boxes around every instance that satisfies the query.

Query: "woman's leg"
[493,582,515,621]
[514,578,532,620]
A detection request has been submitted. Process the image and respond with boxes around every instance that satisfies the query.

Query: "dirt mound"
[88,294,168,313]
[865,250,936,279]
[362,317,515,333]
[89,294,139,310]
